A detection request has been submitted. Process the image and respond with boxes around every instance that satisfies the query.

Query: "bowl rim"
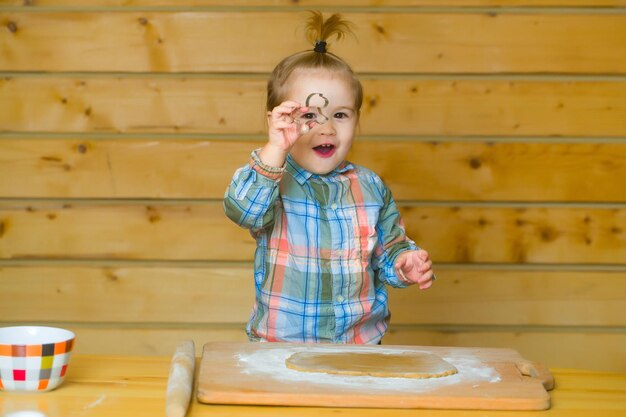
[0,326,75,345]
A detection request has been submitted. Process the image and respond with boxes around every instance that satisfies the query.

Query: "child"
[224,11,434,344]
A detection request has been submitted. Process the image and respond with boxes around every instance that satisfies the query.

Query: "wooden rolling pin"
[165,340,196,417]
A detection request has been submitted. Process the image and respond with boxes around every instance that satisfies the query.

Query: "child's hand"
[267,101,309,152]
[394,249,434,290]
[259,101,309,168]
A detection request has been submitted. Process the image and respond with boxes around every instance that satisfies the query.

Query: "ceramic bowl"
[0,326,75,392]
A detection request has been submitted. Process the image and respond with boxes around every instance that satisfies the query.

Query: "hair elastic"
[314,40,327,53]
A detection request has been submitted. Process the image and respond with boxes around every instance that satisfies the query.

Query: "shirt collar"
[286,155,354,185]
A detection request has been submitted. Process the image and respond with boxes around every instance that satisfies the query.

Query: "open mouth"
[313,144,336,157]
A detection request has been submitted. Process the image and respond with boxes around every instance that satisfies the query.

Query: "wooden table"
[0,355,624,417]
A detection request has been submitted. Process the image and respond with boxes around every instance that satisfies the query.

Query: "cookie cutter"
[290,92,330,134]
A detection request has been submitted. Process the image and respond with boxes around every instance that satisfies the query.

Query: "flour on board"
[236,346,501,394]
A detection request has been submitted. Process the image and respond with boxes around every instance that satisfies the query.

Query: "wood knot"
[76,143,88,154]
[104,270,119,282]
[146,206,161,223]
[84,107,92,117]
[373,24,386,35]
[23,0,34,5]
[47,213,57,220]
[469,157,482,169]
[540,227,558,242]
[0,220,6,238]
[7,21,18,33]
[138,17,148,26]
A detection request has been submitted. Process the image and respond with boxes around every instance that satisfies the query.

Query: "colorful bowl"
[0,326,75,392]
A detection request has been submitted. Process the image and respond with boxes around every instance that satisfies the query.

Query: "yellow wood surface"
[2,265,623,326]
[2,138,625,201]
[2,12,626,73]
[2,77,626,136]
[0,202,624,263]
[3,1,626,6]
[0,355,624,416]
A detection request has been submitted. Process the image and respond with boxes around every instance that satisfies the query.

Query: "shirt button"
[336,295,345,303]
[330,203,338,210]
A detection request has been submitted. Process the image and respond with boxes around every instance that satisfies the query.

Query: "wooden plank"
[1,265,624,326]
[61,325,248,357]
[0,202,624,263]
[1,77,624,136]
[405,205,626,264]
[388,269,626,326]
[1,12,626,73]
[1,324,620,372]
[0,265,255,324]
[382,328,626,373]
[3,1,626,7]
[0,201,256,261]
[2,138,626,202]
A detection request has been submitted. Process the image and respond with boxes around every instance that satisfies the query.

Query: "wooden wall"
[1,1,625,372]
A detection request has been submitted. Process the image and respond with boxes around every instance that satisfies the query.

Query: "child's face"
[285,70,358,175]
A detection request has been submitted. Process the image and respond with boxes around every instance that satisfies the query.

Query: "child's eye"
[301,112,317,120]
[334,112,350,119]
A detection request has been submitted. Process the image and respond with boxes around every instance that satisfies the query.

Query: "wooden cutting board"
[196,342,554,410]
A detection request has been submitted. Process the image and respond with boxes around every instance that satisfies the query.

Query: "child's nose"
[318,119,336,135]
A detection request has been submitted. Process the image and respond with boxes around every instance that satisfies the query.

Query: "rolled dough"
[285,351,458,379]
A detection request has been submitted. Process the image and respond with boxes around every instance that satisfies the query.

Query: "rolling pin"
[165,340,196,417]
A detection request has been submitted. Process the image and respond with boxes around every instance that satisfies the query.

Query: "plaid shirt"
[224,150,417,344]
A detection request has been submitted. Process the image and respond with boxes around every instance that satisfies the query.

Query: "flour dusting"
[236,346,500,393]
[83,394,107,410]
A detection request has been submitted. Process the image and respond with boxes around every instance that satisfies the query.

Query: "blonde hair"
[266,11,363,115]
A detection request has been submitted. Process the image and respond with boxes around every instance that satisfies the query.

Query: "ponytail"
[266,11,363,115]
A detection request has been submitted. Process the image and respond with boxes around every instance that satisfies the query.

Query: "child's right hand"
[267,100,309,152]
[259,101,309,169]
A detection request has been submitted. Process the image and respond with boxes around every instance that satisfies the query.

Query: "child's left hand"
[394,249,434,289]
